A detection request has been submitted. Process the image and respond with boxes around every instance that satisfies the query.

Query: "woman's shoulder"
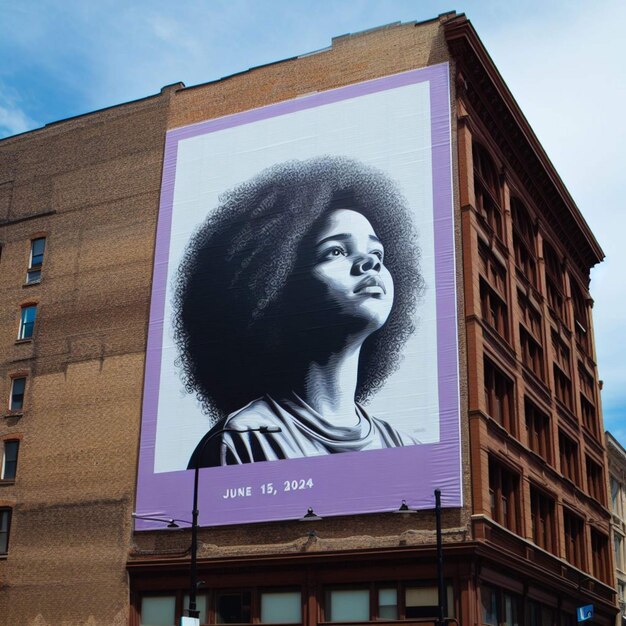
[224,396,285,430]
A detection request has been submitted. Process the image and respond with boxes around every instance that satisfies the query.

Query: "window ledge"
[23,279,41,288]
[3,412,23,419]
[0,480,15,486]
[14,339,33,345]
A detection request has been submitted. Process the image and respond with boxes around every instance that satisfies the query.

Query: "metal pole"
[435,488,446,626]
[186,426,280,621]
[188,464,200,619]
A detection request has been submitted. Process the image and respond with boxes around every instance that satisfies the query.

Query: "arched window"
[472,143,503,240]
[510,198,537,286]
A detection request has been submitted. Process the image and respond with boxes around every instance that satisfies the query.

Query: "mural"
[135,63,460,527]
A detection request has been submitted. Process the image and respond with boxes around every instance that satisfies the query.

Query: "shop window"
[0,508,11,554]
[559,431,579,485]
[479,244,509,341]
[488,458,521,534]
[511,198,537,287]
[260,591,301,624]
[571,279,590,353]
[9,377,26,411]
[18,305,37,340]
[140,590,299,626]
[563,510,585,570]
[26,237,46,284]
[1,440,19,481]
[543,242,566,324]
[552,334,572,410]
[323,583,452,622]
[378,588,398,620]
[217,590,252,624]
[473,143,503,240]
[480,585,520,626]
[585,457,605,505]
[141,595,176,626]
[484,360,515,434]
[591,529,609,583]
[326,589,369,622]
[529,485,556,554]
[525,400,551,463]
[526,599,556,626]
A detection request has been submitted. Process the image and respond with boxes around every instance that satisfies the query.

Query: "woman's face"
[309,209,394,332]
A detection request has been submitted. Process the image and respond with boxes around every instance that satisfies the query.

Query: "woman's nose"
[351,253,381,275]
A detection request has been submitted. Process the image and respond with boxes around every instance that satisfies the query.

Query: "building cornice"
[444,15,604,275]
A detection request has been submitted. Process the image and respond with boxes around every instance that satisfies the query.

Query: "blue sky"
[2,0,624,443]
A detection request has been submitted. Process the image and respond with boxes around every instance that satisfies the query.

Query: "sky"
[1,0,624,443]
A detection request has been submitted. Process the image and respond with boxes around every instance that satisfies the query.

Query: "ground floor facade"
[128,531,617,625]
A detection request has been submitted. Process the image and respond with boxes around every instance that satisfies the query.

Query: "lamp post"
[434,489,446,626]
[185,425,281,624]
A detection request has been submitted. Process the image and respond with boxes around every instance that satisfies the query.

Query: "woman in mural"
[174,156,424,467]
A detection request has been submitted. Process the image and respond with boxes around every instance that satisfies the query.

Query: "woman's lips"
[354,276,386,295]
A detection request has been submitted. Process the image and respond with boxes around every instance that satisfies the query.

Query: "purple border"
[135,63,459,529]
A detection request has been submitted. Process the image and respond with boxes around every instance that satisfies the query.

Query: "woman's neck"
[297,342,362,427]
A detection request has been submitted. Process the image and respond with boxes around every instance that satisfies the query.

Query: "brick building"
[0,12,617,626]
[607,432,626,623]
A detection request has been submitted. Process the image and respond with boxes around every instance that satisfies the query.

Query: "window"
[18,305,37,340]
[526,600,556,626]
[559,431,579,485]
[139,590,299,626]
[611,477,621,515]
[543,242,567,324]
[473,143,504,240]
[585,457,605,505]
[260,592,301,624]
[324,583,453,622]
[26,237,45,284]
[488,458,521,534]
[481,280,509,341]
[141,595,176,626]
[614,533,623,570]
[0,508,11,554]
[591,529,609,583]
[579,364,598,437]
[552,333,572,410]
[479,244,509,341]
[511,198,537,287]
[518,293,544,379]
[1,441,19,481]
[563,510,585,569]
[326,589,369,622]
[484,360,515,434]
[571,279,590,353]
[480,585,520,626]
[10,377,26,412]
[217,590,252,623]
[378,588,398,620]
[525,400,551,462]
[529,485,556,554]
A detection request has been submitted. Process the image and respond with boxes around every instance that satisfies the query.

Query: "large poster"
[135,63,460,528]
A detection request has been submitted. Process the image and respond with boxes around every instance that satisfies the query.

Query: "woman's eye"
[326,247,346,258]
[371,250,384,261]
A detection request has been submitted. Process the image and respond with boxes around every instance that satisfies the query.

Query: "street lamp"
[392,492,447,626]
[185,425,281,624]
